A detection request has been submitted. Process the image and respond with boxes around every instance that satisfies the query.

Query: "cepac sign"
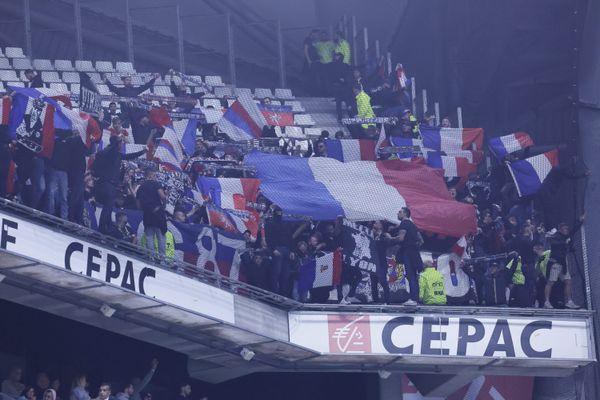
[0,211,235,324]
[289,313,592,360]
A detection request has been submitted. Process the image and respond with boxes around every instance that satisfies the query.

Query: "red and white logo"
[327,315,371,353]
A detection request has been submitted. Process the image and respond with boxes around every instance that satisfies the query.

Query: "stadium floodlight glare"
[0,273,5,283]
[100,303,116,318]
[378,370,391,379]
[240,347,255,361]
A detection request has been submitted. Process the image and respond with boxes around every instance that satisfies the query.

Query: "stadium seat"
[0,70,20,82]
[274,88,294,99]
[7,81,24,88]
[89,72,103,84]
[49,82,69,93]
[193,86,207,95]
[95,61,115,72]
[54,59,75,71]
[254,88,273,99]
[203,98,222,108]
[205,75,224,86]
[41,71,61,83]
[5,47,25,58]
[187,75,203,86]
[61,72,80,83]
[234,87,252,97]
[69,83,80,93]
[33,59,54,71]
[0,58,11,69]
[75,60,96,72]
[153,85,173,97]
[283,126,306,139]
[12,58,33,70]
[96,84,111,95]
[294,114,315,126]
[115,61,135,73]
[214,86,233,98]
[285,101,305,113]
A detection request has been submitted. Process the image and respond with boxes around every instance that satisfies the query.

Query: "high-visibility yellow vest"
[506,256,525,285]
[419,268,447,305]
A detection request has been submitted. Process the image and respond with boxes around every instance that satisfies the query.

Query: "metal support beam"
[175,2,185,73]
[386,51,392,76]
[351,16,357,66]
[411,77,417,116]
[375,39,380,59]
[276,20,286,88]
[226,13,236,86]
[435,102,440,125]
[363,27,369,63]
[125,0,134,64]
[23,0,32,57]
[457,106,463,128]
[422,89,428,115]
[73,0,84,60]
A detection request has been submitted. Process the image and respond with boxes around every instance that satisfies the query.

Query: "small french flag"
[420,125,484,151]
[197,177,260,211]
[297,250,343,295]
[488,131,534,160]
[325,139,376,162]
[507,150,559,197]
[426,152,477,178]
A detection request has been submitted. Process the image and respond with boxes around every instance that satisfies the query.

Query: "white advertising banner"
[0,211,235,324]
[289,312,592,360]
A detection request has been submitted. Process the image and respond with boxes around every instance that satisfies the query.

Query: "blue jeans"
[46,168,68,219]
[145,226,166,255]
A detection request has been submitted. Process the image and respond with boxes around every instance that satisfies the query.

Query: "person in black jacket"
[46,130,72,219]
[92,135,146,234]
[330,52,354,121]
[263,205,293,297]
[103,73,158,127]
[66,130,91,224]
[24,69,44,88]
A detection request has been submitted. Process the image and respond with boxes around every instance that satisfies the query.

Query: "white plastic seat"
[283,126,306,139]
[205,75,223,86]
[54,60,75,71]
[49,82,69,92]
[234,87,252,98]
[274,88,294,99]
[75,60,96,72]
[96,84,111,95]
[95,61,115,72]
[254,88,273,99]
[152,85,173,97]
[41,71,61,83]
[0,58,11,69]
[12,58,33,70]
[89,72,103,84]
[69,83,80,93]
[285,101,305,113]
[294,114,315,126]
[61,71,80,83]
[203,98,222,108]
[214,86,233,98]
[0,70,20,82]
[7,81,24,88]
[115,61,135,72]
[33,59,54,70]
[5,47,25,58]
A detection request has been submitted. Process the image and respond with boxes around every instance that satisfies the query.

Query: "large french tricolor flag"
[297,250,342,294]
[426,152,478,178]
[488,131,534,160]
[420,125,484,151]
[217,94,267,141]
[325,139,376,162]
[245,151,477,237]
[197,177,260,210]
[507,150,559,197]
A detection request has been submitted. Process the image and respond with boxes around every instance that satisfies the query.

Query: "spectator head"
[397,207,411,220]
[178,81,188,93]
[7,366,22,382]
[308,235,319,248]
[489,262,500,273]
[320,130,330,139]
[448,187,457,199]
[112,116,122,131]
[373,220,384,234]
[315,140,327,156]
[352,69,362,79]
[121,75,133,87]
[144,167,157,179]
[98,383,112,400]
[115,211,128,226]
[179,383,192,397]
[21,387,36,400]
[334,130,344,139]
[123,383,134,396]
[333,52,344,62]
[352,84,363,96]
[261,97,272,105]
[297,240,308,254]
[24,69,35,80]
[319,29,329,41]
[37,372,50,389]
[324,223,335,236]
[557,222,570,235]
[173,209,187,223]
[43,389,56,400]
[440,117,451,128]
[51,379,60,392]
[142,393,152,400]
[108,102,117,113]
[139,115,150,127]
[109,134,122,146]
[243,230,252,242]
[72,374,87,389]
[507,215,518,227]
[424,259,435,269]
[533,241,545,256]
[424,113,436,126]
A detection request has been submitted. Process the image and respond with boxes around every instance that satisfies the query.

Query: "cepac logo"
[327,315,372,353]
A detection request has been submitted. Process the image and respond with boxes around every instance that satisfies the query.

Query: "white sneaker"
[346,296,361,304]
[403,299,417,306]
[339,297,351,305]
[543,301,553,309]
[565,300,580,309]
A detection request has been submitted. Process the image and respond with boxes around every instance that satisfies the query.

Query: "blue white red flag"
[154,124,185,171]
[206,203,259,239]
[217,93,268,141]
[389,137,423,160]
[325,139,376,162]
[96,132,146,156]
[297,250,343,295]
[258,104,293,126]
[507,150,559,197]
[169,221,246,280]
[172,118,198,156]
[244,151,477,237]
[426,152,478,178]
[420,125,484,151]
[488,131,534,160]
[197,177,260,210]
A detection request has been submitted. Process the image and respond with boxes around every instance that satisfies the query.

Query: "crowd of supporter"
[0,361,208,400]
[0,31,590,309]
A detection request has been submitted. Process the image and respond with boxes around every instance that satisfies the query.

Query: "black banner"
[79,72,102,117]
[341,219,380,273]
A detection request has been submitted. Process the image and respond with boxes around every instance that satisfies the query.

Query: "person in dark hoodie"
[465,253,518,307]
[92,135,146,234]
